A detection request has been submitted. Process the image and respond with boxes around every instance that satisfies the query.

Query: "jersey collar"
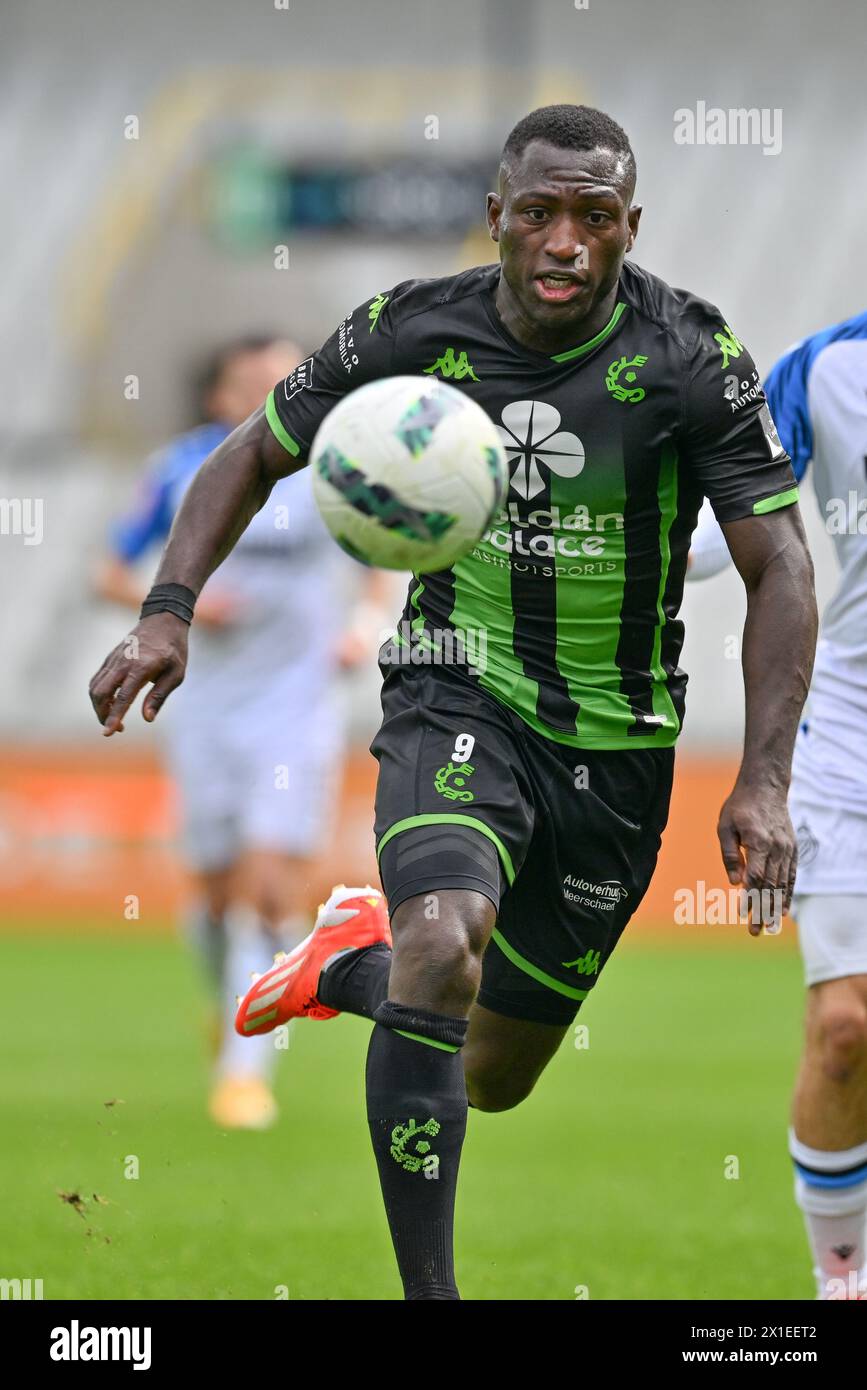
[481,267,629,366]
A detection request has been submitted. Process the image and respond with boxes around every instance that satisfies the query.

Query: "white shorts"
[790,719,867,897]
[791,894,867,987]
[162,695,344,871]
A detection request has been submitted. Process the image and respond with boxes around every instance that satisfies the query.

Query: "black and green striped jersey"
[266,262,798,750]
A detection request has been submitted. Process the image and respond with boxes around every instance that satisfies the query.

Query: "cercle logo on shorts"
[563,874,629,909]
[497,401,585,501]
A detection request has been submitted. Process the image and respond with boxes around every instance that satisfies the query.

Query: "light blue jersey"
[765,311,867,888]
[765,312,867,718]
[111,422,350,712]
[110,422,352,864]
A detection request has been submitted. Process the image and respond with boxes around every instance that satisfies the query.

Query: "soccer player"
[95,335,378,1130]
[90,105,817,1298]
[760,312,867,1300]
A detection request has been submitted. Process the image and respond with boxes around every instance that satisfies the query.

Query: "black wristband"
[140,583,197,625]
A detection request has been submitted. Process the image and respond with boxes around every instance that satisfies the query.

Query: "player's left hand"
[717,782,797,936]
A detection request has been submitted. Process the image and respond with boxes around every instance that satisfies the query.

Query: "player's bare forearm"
[716,507,818,927]
[155,407,299,595]
[725,507,817,789]
[89,407,299,734]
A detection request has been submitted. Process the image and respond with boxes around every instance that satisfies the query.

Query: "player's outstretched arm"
[717,506,818,932]
[88,407,297,735]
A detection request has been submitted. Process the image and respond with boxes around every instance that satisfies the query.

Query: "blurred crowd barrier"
[0,742,797,947]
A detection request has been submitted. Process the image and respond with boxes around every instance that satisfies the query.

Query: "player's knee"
[815,1001,867,1083]
[390,892,495,1015]
[395,921,482,1011]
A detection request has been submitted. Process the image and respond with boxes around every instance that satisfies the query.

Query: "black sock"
[366,999,468,1301]
[317,943,391,1019]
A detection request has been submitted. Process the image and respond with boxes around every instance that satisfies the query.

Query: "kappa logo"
[714,323,744,370]
[498,401,585,501]
[423,347,480,381]
[368,292,389,333]
[562,948,602,976]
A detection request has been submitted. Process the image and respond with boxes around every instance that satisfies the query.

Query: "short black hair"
[501,104,636,197]
[193,334,283,421]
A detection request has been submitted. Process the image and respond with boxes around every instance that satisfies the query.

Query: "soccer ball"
[310,375,508,572]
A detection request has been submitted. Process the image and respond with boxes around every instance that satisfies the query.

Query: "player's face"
[487,141,640,341]
[209,342,304,426]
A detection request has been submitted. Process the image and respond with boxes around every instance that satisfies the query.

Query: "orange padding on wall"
[0,744,765,939]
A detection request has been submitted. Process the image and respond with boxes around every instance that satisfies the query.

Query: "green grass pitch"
[0,929,812,1300]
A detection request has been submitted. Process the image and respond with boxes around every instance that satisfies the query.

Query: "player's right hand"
[88,612,189,736]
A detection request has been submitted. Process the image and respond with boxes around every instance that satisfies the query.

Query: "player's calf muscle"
[463,1053,539,1113]
[464,1013,569,1112]
[387,889,496,1016]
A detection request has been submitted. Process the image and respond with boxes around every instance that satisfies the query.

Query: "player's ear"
[486,193,503,242]
[625,204,642,252]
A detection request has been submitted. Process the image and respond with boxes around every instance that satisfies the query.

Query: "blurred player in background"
[762,312,867,1300]
[690,312,867,1297]
[95,335,384,1130]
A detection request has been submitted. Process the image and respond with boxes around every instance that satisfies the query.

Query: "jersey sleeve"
[109,450,176,562]
[680,314,799,523]
[265,287,402,461]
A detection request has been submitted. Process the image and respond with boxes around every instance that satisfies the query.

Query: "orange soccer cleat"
[234,885,391,1038]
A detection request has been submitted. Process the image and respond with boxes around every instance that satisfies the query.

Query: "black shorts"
[370,660,675,1027]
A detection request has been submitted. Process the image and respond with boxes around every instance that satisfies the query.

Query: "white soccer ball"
[310,375,508,572]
